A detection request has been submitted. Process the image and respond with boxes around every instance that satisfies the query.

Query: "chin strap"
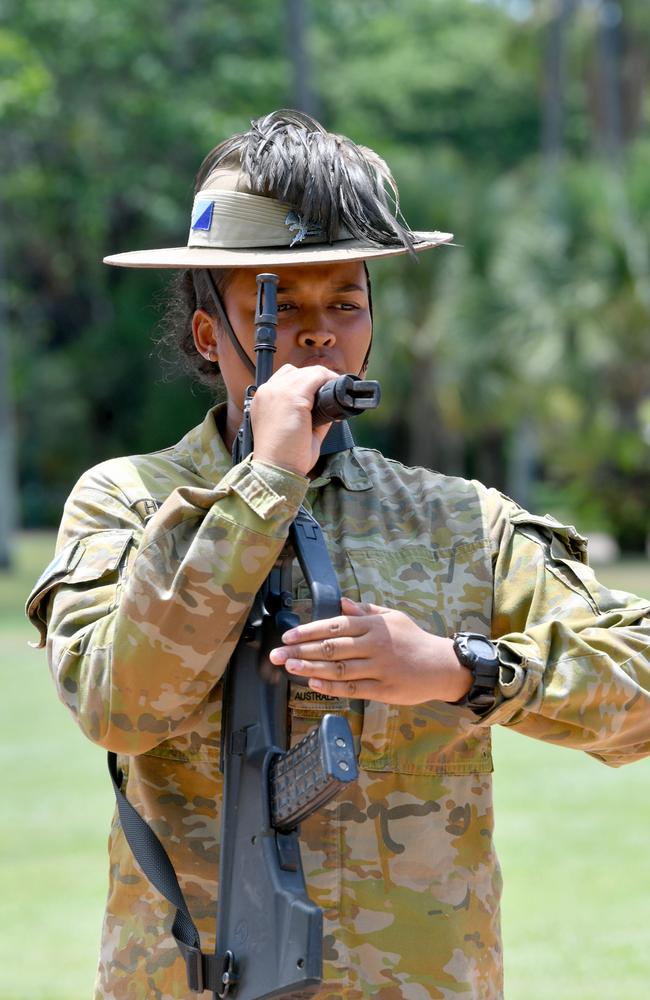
[200,260,374,396]
[199,265,374,378]
[361,262,373,372]
[202,270,257,376]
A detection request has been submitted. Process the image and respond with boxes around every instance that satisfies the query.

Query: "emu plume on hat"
[103,111,453,269]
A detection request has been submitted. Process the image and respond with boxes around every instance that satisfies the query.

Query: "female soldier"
[27,110,650,999]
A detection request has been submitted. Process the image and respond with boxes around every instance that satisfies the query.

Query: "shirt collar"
[181,404,232,482]
[309,449,372,492]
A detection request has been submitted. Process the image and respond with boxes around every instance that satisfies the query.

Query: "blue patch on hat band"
[191,200,214,231]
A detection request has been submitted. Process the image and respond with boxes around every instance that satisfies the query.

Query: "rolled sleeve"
[31,454,309,755]
[477,486,650,762]
[220,456,309,526]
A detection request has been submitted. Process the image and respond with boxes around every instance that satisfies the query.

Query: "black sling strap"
[107,752,234,996]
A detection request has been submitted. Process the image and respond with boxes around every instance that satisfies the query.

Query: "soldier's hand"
[251,363,337,477]
[269,597,473,705]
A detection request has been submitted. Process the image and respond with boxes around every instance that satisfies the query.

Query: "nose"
[296,327,336,349]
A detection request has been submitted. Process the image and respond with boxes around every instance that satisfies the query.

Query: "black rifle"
[215,273,380,999]
[108,272,380,1000]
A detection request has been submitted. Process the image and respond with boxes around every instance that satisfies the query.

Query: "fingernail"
[309,679,323,690]
[270,648,287,664]
[282,629,298,642]
[286,658,304,672]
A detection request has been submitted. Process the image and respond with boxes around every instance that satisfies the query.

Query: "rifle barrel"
[254,273,279,386]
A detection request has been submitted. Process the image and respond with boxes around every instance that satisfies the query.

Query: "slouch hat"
[104,110,452,269]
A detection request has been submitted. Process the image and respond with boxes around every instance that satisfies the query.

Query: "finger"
[280,615,368,645]
[339,597,366,617]
[340,596,391,616]
[312,422,332,443]
[271,635,365,664]
[284,657,370,680]
[307,676,380,700]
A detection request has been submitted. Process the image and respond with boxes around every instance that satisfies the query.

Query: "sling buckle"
[184,944,204,994]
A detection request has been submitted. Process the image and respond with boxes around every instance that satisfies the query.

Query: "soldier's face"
[203,260,372,408]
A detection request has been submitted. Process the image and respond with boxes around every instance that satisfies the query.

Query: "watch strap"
[452,632,500,715]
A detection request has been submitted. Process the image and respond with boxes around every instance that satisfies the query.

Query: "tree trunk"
[0,239,16,568]
[541,0,575,161]
[506,419,539,510]
[406,350,464,477]
[598,1,624,161]
[286,0,320,118]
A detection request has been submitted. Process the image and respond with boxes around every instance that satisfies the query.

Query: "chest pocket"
[287,595,359,749]
[346,543,494,776]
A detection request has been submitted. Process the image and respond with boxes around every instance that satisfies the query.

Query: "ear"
[192,309,219,362]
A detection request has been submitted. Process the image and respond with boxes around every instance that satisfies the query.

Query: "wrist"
[424,635,473,703]
[249,457,311,494]
[252,448,308,478]
[445,638,473,702]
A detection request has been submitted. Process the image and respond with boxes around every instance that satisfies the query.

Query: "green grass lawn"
[1,534,649,999]
[1,535,112,1000]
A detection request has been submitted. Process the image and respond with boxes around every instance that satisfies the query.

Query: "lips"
[299,354,343,372]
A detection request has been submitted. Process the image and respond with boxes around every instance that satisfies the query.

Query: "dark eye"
[277,302,294,312]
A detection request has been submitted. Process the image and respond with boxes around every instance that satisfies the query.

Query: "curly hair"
[157,268,232,387]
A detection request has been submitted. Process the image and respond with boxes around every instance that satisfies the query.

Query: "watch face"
[468,637,496,660]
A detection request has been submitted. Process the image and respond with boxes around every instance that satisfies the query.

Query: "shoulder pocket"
[508,510,599,612]
[26,529,134,647]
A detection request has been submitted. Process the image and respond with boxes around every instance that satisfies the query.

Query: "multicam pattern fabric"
[27,405,650,999]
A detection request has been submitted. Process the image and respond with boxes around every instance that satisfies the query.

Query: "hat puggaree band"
[103,161,453,269]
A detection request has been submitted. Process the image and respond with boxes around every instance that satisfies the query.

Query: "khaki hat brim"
[103,231,453,269]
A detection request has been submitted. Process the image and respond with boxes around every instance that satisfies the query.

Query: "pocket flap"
[509,510,589,564]
[508,510,600,610]
[26,529,134,647]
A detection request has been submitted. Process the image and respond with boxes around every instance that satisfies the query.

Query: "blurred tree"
[1,0,648,548]
[311,0,544,487]
[2,0,290,522]
[0,239,15,568]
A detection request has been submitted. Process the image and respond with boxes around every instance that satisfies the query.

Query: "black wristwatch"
[452,632,500,715]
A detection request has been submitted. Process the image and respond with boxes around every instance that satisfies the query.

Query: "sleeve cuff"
[476,638,545,725]
[220,455,309,523]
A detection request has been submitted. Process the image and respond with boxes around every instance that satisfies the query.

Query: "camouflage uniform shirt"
[27,405,650,999]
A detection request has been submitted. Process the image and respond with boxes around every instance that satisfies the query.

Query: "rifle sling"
[320,420,354,455]
[107,752,229,995]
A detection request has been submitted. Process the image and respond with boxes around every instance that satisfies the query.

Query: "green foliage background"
[2,0,649,545]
